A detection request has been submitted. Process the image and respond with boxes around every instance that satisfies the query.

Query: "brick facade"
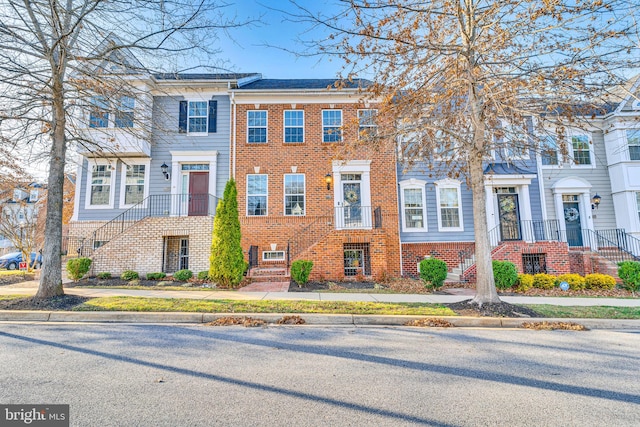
[234,101,401,280]
[73,216,213,277]
[402,241,572,281]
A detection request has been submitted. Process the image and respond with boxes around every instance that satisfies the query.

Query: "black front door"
[563,196,582,246]
[498,194,521,241]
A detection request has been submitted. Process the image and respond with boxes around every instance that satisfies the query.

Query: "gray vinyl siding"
[398,154,544,243]
[541,130,617,230]
[150,95,230,199]
[75,95,231,221]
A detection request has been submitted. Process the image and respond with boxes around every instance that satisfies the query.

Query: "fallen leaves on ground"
[521,321,589,331]
[205,316,266,327]
[404,318,454,327]
[276,315,306,325]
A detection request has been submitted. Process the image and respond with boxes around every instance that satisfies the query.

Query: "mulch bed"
[0,295,90,310]
[0,273,35,286]
[447,299,542,318]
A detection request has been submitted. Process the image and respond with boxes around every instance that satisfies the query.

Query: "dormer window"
[29,190,38,202]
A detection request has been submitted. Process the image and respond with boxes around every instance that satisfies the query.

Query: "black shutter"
[178,100,187,133]
[208,100,217,133]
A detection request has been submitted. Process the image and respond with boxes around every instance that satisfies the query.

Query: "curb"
[1,311,640,329]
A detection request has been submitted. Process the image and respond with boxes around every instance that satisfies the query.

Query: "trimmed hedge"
[419,258,448,290]
[517,274,534,292]
[197,271,210,280]
[66,258,92,281]
[585,273,616,290]
[532,273,556,290]
[556,273,586,291]
[173,269,193,281]
[146,272,167,280]
[492,260,518,290]
[618,261,640,295]
[96,272,111,280]
[121,270,139,281]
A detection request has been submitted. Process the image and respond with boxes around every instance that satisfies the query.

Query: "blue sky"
[215,0,344,78]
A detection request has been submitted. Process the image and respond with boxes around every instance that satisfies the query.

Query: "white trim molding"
[84,158,116,210]
[118,158,151,209]
[435,178,464,232]
[399,179,428,232]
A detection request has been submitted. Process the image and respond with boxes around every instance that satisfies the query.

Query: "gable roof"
[154,73,260,81]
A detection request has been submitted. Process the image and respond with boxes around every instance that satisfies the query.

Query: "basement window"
[263,251,285,262]
[522,253,547,275]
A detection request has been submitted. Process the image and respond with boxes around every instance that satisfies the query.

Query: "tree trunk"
[468,153,501,305]
[35,80,66,299]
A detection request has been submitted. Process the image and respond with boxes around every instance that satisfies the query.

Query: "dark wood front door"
[188,172,209,216]
[498,194,521,241]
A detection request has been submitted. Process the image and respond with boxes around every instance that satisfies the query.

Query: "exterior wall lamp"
[325,173,332,190]
[161,162,170,181]
[591,193,601,210]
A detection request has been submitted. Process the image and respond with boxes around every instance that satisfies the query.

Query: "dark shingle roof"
[237,79,371,90]
[484,163,535,175]
[154,73,260,81]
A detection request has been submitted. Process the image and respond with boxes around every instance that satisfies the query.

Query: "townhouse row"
[68,72,640,281]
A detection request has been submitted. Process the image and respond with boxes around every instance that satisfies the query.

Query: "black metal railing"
[286,206,384,267]
[562,228,640,264]
[77,193,219,257]
[492,220,562,243]
[286,207,335,268]
[248,245,258,272]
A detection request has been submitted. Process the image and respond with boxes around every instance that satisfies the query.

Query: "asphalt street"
[1,323,639,426]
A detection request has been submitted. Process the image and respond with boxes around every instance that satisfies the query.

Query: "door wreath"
[564,207,580,222]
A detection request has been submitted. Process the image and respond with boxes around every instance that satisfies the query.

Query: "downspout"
[231,89,237,179]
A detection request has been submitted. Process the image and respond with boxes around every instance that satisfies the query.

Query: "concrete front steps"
[242,266,291,292]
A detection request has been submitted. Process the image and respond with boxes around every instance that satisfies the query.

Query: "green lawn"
[74,296,457,316]
[526,304,640,319]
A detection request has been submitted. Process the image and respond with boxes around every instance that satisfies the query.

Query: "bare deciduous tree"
[0,0,251,298]
[291,0,639,305]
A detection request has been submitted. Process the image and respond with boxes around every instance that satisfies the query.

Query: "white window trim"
[262,251,285,262]
[498,120,530,161]
[399,179,427,232]
[626,129,640,161]
[322,109,343,143]
[187,100,208,136]
[283,110,304,143]
[85,158,116,210]
[247,110,268,143]
[283,173,305,216]
[539,134,562,169]
[435,179,464,232]
[247,174,268,216]
[568,133,595,168]
[357,108,378,138]
[118,158,151,209]
[114,96,135,129]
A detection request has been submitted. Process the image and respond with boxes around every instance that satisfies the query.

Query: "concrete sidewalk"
[2,280,640,307]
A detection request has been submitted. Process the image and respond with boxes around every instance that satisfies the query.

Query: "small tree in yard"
[291,260,314,288]
[210,179,246,288]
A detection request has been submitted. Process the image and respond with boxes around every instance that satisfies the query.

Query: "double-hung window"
[400,180,427,231]
[284,174,305,216]
[114,96,135,128]
[436,180,463,231]
[89,96,109,128]
[120,161,149,208]
[571,135,592,165]
[284,110,304,143]
[636,192,640,223]
[87,163,113,208]
[627,130,640,160]
[247,174,267,216]
[188,101,208,133]
[358,109,377,138]
[322,110,342,142]
[248,110,267,143]
[540,135,559,166]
